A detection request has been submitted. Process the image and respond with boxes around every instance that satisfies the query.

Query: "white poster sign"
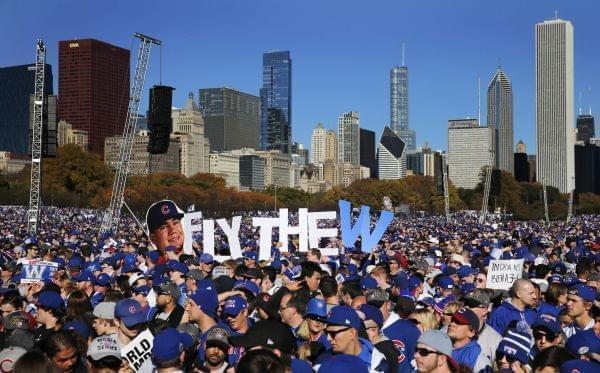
[486,259,525,290]
[121,329,154,372]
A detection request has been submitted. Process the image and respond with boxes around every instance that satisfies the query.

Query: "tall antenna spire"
[402,43,405,67]
[589,85,593,115]
[578,91,582,116]
[555,9,558,19]
[477,75,481,125]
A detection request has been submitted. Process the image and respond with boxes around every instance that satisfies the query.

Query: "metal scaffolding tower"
[100,33,161,235]
[543,180,549,224]
[567,176,574,223]
[442,153,450,221]
[27,39,46,233]
[479,149,494,225]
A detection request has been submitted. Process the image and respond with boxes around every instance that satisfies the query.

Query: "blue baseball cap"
[152,328,187,363]
[233,280,259,297]
[115,299,145,327]
[223,295,247,317]
[305,298,327,320]
[318,354,369,373]
[68,256,84,268]
[121,262,138,274]
[532,316,561,335]
[199,253,214,264]
[568,284,597,302]
[389,274,409,289]
[93,273,111,287]
[72,270,95,283]
[37,291,64,310]
[457,266,478,279]
[443,267,458,277]
[168,261,189,276]
[325,306,361,329]
[146,200,184,233]
[357,304,383,328]
[408,276,423,291]
[190,289,218,319]
[360,276,378,290]
[560,360,600,373]
[436,276,454,289]
[242,251,258,261]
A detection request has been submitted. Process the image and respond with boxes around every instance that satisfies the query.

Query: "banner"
[20,260,58,284]
[486,259,524,290]
[121,329,154,372]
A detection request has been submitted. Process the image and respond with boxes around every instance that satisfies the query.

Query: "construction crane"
[26,39,46,234]
[100,33,161,235]
[442,153,450,221]
[479,149,494,225]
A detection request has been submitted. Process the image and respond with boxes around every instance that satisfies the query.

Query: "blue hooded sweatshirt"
[488,300,538,336]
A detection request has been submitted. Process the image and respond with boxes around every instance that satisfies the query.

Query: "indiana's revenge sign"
[183,200,394,261]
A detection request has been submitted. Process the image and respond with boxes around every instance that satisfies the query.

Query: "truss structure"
[479,149,494,225]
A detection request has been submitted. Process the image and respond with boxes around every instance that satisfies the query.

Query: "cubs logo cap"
[146,200,184,233]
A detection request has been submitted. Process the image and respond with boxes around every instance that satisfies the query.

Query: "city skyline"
[2,1,599,155]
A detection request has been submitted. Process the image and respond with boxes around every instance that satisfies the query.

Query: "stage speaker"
[147,85,174,154]
[491,169,502,195]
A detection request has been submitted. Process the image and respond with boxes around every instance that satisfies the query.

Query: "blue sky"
[2,0,598,154]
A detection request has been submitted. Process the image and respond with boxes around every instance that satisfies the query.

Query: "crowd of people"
[0,202,599,373]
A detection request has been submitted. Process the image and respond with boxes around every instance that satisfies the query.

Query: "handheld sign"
[486,259,525,290]
[121,329,154,372]
[20,260,58,284]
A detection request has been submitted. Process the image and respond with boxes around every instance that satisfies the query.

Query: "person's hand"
[286,281,303,291]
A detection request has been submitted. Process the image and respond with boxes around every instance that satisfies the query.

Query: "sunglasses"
[533,331,557,341]
[416,348,439,357]
[326,327,351,339]
[496,352,518,364]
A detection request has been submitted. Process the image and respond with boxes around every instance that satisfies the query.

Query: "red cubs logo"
[128,306,136,314]
[392,339,406,363]
[161,205,170,215]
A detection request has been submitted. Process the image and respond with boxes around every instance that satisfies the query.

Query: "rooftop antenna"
[477,75,481,125]
[555,10,558,19]
[402,43,405,67]
[589,85,593,115]
[498,57,501,69]
[578,91,582,116]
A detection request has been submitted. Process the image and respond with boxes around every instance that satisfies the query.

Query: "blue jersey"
[382,319,420,373]
[488,301,537,336]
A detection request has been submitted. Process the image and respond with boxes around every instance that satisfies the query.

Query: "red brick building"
[58,39,130,156]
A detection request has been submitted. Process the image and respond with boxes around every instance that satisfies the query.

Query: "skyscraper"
[337,112,360,166]
[359,128,376,178]
[390,52,416,151]
[448,119,495,189]
[260,51,291,153]
[310,123,326,164]
[0,64,53,154]
[487,67,513,174]
[58,39,130,156]
[535,19,575,193]
[325,130,337,161]
[377,126,406,180]
[199,87,260,152]
[576,114,595,144]
[171,93,210,176]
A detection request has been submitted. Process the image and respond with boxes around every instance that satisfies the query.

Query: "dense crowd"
[0,203,599,373]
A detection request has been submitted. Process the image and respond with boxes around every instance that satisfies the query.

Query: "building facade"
[377,126,406,180]
[337,112,360,166]
[260,51,291,153]
[514,153,530,182]
[239,155,265,191]
[448,119,495,189]
[171,93,210,177]
[487,67,514,174]
[256,150,292,188]
[325,130,337,161]
[0,64,53,154]
[576,114,595,144]
[209,152,240,189]
[104,131,179,176]
[199,87,260,152]
[575,144,600,195]
[0,152,29,174]
[535,19,575,193]
[57,120,88,150]
[360,128,376,178]
[310,123,326,165]
[58,39,130,156]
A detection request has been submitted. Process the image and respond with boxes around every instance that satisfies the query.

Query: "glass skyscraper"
[487,67,513,174]
[260,51,292,153]
[0,64,53,154]
[390,64,415,150]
